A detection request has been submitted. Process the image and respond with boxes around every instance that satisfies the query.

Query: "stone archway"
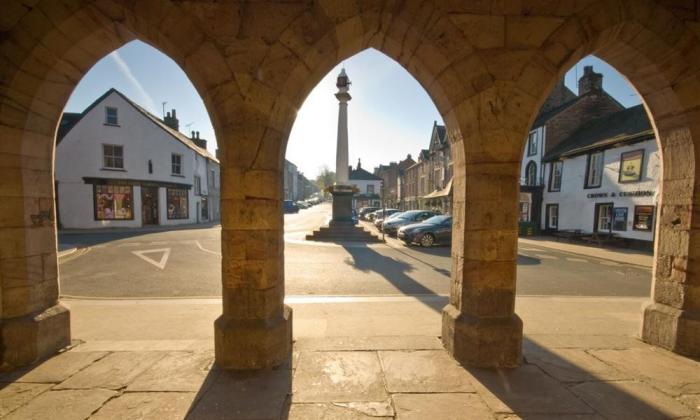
[1,0,698,371]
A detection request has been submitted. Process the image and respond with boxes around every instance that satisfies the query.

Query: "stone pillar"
[442,151,523,368]
[641,123,700,357]
[214,116,292,370]
[335,69,351,185]
[0,128,71,370]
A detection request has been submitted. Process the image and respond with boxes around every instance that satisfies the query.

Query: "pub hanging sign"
[586,190,654,199]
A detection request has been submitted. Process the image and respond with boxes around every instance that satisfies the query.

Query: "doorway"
[594,202,613,233]
[141,186,159,225]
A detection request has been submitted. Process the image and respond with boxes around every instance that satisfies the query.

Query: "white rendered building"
[55,88,220,229]
[540,105,659,246]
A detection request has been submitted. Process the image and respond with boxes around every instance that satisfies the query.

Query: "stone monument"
[307,69,381,242]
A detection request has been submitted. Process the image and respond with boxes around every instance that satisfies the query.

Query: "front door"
[594,202,613,233]
[141,186,159,225]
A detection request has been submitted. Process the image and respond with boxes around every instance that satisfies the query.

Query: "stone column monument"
[307,68,380,242]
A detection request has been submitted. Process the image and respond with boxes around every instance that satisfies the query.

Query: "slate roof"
[532,89,624,128]
[350,166,383,181]
[57,88,219,163]
[543,104,653,161]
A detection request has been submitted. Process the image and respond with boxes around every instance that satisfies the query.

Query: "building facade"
[349,160,382,208]
[55,89,220,229]
[374,154,415,208]
[518,66,658,247]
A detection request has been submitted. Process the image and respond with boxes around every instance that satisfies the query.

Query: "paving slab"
[393,393,493,419]
[588,347,700,396]
[3,389,117,420]
[524,347,631,383]
[570,380,694,419]
[289,402,391,419]
[524,334,647,350]
[678,393,700,415]
[0,383,52,417]
[379,350,475,393]
[55,351,166,390]
[187,368,290,419]
[500,415,604,419]
[127,351,214,392]
[467,364,594,415]
[71,339,211,352]
[0,351,107,384]
[292,351,387,403]
[90,392,197,419]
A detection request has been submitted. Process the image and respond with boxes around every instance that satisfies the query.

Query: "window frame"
[546,204,559,230]
[633,205,655,231]
[618,149,645,183]
[102,144,124,170]
[367,184,375,194]
[194,175,202,195]
[584,151,604,189]
[105,106,119,125]
[548,161,563,192]
[526,130,538,157]
[171,153,183,176]
[525,161,537,186]
[594,202,614,233]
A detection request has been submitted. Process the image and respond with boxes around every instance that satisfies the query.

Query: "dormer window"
[105,107,118,125]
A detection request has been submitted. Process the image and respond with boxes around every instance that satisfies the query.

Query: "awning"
[423,177,453,199]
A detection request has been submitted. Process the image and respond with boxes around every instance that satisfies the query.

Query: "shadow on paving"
[0,340,690,418]
[341,242,445,313]
[57,223,218,247]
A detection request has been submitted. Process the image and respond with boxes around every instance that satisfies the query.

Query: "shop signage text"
[586,190,654,199]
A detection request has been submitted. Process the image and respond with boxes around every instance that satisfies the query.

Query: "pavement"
[2,296,700,419]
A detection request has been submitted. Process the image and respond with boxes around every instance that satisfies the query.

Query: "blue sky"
[65,41,641,178]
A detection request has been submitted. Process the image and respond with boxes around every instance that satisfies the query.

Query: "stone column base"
[642,302,700,357]
[214,304,292,370]
[1,303,71,370]
[442,303,522,368]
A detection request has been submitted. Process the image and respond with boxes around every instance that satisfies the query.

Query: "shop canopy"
[423,177,453,199]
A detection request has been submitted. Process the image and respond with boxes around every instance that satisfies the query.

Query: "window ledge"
[103,123,120,127]
[101,167,127,172]
[171,174,185,178]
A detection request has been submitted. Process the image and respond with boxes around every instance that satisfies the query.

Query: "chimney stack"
[164,108,179,130]
[191,130,207,150]
[578,65,603,95]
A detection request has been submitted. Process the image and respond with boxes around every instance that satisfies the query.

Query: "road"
[58,203,652,298]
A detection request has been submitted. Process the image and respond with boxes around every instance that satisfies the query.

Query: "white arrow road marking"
[132,248,171,270]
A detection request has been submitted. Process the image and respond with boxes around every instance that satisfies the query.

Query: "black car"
[382,210,437,237]
[283,200,299,214]
[398,215,452,246]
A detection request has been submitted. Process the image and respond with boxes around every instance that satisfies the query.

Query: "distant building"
[374,154,415,208]
[349,159,382,208]
[284,160,298,201]
[55,88,220,229]
[398,121,453,213]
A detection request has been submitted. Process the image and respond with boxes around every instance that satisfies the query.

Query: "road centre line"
[195,240,222,256]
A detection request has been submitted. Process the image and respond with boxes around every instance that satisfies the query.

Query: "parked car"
[382,210,437,237]
[369,208,399,222]
[398,215,452,247]
[283,200,299,214]
[352,209,359,225]
[359,206,379,221]
[296,201,310,209]
[375,211,403,230]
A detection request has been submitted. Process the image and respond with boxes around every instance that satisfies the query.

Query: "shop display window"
[633,206,654,231]
[94,184,133,220]
[167,188,188,219]
[613,207,628,231]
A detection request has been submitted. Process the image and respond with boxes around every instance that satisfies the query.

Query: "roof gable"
[58,88,219,163]
[544,104,653,160]
[350,166,383,181]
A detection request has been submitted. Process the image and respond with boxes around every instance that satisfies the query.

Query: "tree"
[314,165,336,197]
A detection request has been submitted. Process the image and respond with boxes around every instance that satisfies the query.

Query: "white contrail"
[110,51,157,113]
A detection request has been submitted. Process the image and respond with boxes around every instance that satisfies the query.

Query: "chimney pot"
[172,109,176,117]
